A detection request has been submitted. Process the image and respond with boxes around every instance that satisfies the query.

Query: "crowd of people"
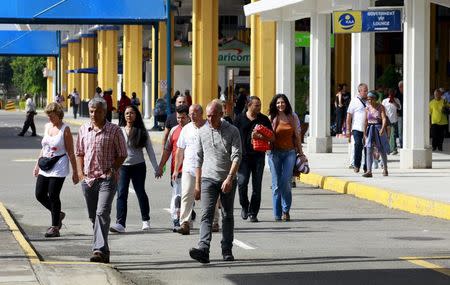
[30,87,308,264]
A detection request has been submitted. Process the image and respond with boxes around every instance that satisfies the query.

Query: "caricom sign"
[333,9,402,33]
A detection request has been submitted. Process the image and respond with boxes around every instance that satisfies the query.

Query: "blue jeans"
[268,149,296,219]
[352,130,366,169]
[116,162,150,227]
[237,154,265,217]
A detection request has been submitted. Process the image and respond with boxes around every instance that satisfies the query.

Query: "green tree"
[10,57,46,94]
[0,57,14,89]
[376,64,402,89]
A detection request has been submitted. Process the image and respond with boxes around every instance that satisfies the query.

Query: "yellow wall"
[192,0,219,108]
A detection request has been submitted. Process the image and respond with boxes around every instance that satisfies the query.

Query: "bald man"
[189,99,242,263]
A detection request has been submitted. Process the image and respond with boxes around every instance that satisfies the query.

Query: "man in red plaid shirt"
[76,97,127,263]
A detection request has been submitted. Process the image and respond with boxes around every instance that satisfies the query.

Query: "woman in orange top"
[268,94,303,222]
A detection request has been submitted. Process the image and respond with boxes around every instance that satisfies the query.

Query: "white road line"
[163,208,171,213]
[233,239,256,250]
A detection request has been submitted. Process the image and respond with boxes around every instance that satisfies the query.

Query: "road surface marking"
[401,257,450,277]
[12,159,37,162]
[233,239,256,250]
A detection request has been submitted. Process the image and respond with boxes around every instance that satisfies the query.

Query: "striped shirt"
[76,121,127,186]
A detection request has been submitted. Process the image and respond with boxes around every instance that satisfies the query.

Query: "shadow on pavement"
[224,268,450,285]
[0,127,42,149]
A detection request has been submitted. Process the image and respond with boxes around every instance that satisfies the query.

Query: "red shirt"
[76,121,127,186]
[164,125,183,174]
[118,96,131,113]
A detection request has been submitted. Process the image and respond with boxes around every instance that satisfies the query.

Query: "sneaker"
[89,251,110,263]
[58,212,66,230]
[142,220,150,231]
[191,210,196,221]
[275,217,282,222]
[173,219,180,232]
[222,249,235,261]
[212,222,220,232]
[240,208,248,220]
[282,212,290,222]
[383,170,389,176]
[109,223,126,233]
[391,150,398,155]
[45,226,60,238]
[31,133,37,137]
[354,167,360,173]
[291,180,297,188]
[189,248,210,264]
[177,221,190,235]
[249,215,259,223]
[17,133,24,137]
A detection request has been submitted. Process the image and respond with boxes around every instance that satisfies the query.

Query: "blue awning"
[0,30,58,56]
[0,0,166,24]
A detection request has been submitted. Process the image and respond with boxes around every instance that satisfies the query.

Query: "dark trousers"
[73,104,79,119]
[118,112,125,125]
[335,106,346,134]
[35,175,65,226]
[106,111,112,122]
[431,124,446,150]
[116,162,150,227]
[20,112,36,135]
[198,178,236,253]
[352,130,367,170]
[237,154,265,217]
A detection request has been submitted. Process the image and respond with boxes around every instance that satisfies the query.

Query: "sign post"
[333,9,402,34]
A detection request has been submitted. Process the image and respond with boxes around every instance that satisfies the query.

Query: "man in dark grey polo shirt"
[189,99,242,263]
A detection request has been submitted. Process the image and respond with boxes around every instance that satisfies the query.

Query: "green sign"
[295,32,335,48]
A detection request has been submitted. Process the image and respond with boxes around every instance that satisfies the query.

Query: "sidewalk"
[299,138,450,220]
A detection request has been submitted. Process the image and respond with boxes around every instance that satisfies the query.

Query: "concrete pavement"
[0,108,450,284]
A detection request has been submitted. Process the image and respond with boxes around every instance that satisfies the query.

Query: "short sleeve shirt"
[164,125,183,174]
[347,96,367,132]
[176,122,202,175]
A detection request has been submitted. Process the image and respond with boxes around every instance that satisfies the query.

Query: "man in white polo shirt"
[346,83,368,173]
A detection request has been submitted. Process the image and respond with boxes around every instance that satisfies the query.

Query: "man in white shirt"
[18,94,37,136]
[346,83,368,173]
[172,104,220,235]
[382,88,401,155]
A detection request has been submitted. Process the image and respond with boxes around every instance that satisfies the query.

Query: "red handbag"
[252,124,273,152]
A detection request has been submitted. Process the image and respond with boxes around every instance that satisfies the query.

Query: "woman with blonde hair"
[34,102,79,237]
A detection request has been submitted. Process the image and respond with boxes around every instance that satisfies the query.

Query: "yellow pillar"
[192,0,219,108]
[250,0,276,114]
[81,34,97,101]
[123,25,143,111]
[155,23,166,100]
[334,34,351,90]
[67,40,81,106]
[46,57,56,105]
[60,45,68,108]
[98,28,118,108]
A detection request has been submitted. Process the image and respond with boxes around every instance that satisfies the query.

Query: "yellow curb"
[299,173,450,220]
[0,202,40,264]
[400,257,450,277]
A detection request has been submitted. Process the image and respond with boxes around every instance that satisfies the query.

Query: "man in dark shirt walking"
[234,96,273,222]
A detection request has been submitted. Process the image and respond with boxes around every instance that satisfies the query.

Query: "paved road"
[1,111,450,284]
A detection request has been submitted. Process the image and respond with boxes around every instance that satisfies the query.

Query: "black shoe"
[241,208,248,220]
[292,181,296,188]
[249,215,258,223]
[17,133,24,136]
[31,133,37,137]
[189,248,210,264]
[44,226,60,238]
[191,210,196,221]
[222,249,235,261]
[89,251,110,263]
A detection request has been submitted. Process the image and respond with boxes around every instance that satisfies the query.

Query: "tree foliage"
[10,57,46,94]
[295,64,309,117]
[0,57,14,89]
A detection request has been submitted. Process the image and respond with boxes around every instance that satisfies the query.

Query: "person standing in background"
[382,88,401,155]
[70,88,80,119]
